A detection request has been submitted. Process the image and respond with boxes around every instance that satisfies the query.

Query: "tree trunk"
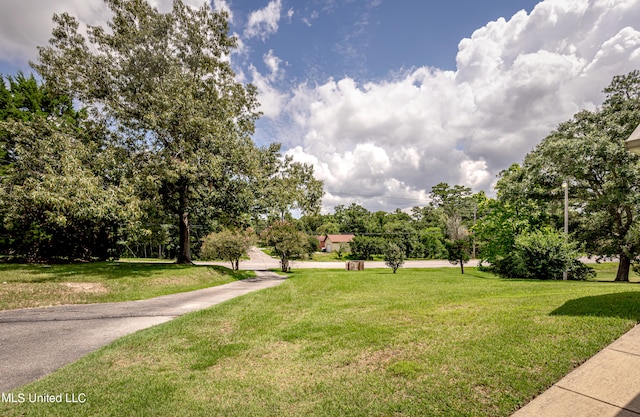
[280,256,289,272]
[460,259,465,275]
[176,181,192,264]
[615,253,631,282]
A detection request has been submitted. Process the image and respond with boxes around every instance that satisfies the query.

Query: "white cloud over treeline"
[258,0,640,211]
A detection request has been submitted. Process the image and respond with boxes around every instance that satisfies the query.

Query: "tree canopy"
[0,73,140,261]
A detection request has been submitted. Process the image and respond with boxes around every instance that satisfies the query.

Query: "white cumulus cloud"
[0,0,109,65]
[274,0,640,212]
[244,0,283,41]
[0,0,229,67]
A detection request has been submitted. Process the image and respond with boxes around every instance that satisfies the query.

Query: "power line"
[327,191,432,205]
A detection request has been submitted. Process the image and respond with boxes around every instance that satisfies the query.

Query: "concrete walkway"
[512,323,640,416]
[0,270,285,392]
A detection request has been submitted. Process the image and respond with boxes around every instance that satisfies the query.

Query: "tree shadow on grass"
[550,292,640,321]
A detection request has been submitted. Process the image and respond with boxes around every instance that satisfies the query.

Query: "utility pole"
[472,203,477,259]
[562,181,568,281]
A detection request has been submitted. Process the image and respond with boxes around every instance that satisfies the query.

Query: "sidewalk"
[512,323,640,416]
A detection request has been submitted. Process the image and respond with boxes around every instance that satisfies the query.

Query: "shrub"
[514,227,577,280]
[200,228,255,270]
[567,259,596,281]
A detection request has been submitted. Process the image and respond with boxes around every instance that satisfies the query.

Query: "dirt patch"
[354,348,403,371]
[62,282,109,294]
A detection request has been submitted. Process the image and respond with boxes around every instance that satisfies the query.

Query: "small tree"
[384,242,405,274]
[200,228,255,270]
[261,221,308,272]
[446,238,471,274]
[445,215,471,274]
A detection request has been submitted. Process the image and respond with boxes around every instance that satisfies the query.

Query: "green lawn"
[3,267,640,416]
[0,262,252,310]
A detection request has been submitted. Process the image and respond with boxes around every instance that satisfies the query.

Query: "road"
[0,270,285,392]
[200,247,482,270]
[201,248,606,270]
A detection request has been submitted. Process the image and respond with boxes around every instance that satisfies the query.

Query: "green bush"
[482,227,592,280]
[419,227,448,259]
[261,221,309,272]
[567,259,596,281]
[514,227,577,280]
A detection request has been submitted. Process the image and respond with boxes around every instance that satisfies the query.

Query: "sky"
[1,0,640,213]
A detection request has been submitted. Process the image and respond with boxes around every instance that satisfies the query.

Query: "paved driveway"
[0,271,285,392]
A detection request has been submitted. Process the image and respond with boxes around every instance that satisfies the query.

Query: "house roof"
[626,122,640,154]
[317,236,326,242]
[325,234,355,243]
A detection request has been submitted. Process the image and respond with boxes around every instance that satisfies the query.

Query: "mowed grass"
[0,262,252,310]
[4,267,640,416]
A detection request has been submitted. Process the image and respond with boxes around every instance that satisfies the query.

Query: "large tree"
[504,71,640,281]
[33,0,262,263]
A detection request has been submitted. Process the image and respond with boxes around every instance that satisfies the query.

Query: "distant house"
[316,235,327,251]
[324,234,355,253]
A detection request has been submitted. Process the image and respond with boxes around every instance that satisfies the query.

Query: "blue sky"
[235,1,542,80]
[1,0,640,212]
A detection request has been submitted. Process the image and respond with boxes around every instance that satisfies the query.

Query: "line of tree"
[0,0,323,263]
[295,183,483,269]
[169,68,640,280]
[287,71,640,281]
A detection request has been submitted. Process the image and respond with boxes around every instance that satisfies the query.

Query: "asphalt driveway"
[0,270,285,392]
